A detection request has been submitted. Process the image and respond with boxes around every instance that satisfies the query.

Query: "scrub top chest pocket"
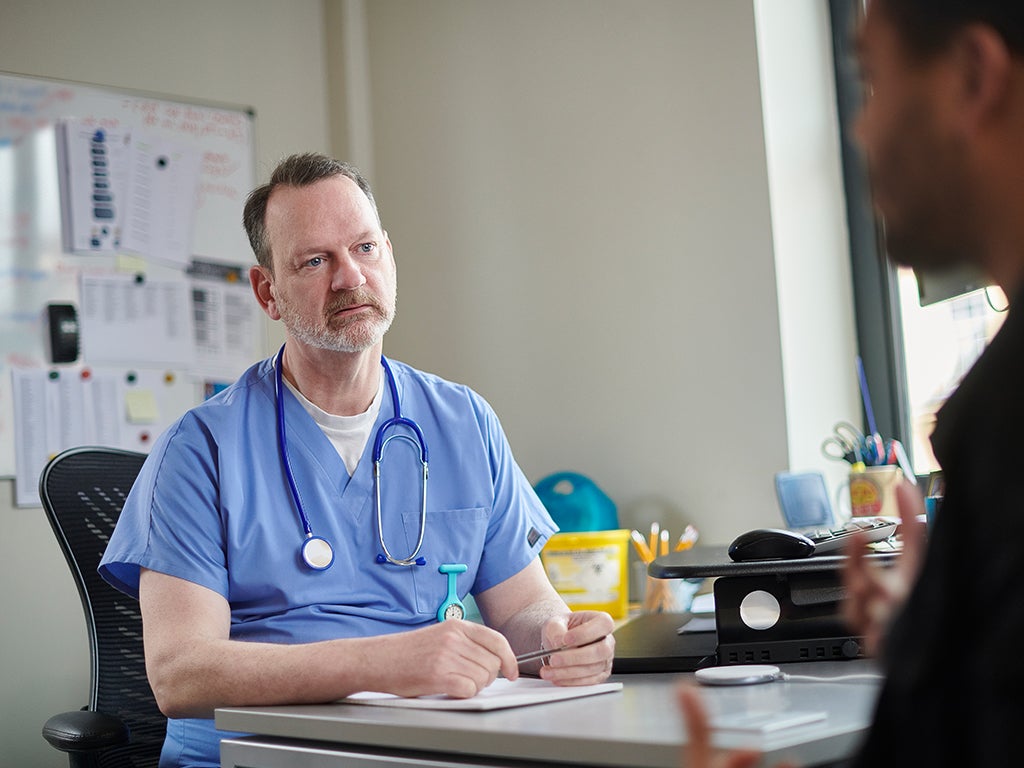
[407,507,488,616]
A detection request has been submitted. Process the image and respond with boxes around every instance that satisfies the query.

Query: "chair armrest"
[42,709,130,754]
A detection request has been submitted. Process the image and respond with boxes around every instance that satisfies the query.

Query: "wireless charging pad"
[694,665,782,686]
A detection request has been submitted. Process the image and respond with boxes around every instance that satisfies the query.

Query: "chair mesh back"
[40,447,165,768]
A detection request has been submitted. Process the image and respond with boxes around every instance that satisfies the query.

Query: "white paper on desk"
[690,593,716,616]
[711,710,826,733]
[343,678,623,711]
[678,617,717,634]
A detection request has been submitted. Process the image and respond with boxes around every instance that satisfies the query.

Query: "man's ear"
[953,24,1013,130]
[383,229,397,272]
[249,265,280,321]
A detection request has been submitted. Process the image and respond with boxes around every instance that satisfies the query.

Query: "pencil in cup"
[630,529,654,564]
[630,527,673,612]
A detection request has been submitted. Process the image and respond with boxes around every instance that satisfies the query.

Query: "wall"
[352,0,855,545]
[0,1,331,765]
[754,1,860,498]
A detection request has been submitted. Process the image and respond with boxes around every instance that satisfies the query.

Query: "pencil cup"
[849,465,902,517]
[642,576,700,613]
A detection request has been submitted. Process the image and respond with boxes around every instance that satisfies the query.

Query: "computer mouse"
[727,528,815,562]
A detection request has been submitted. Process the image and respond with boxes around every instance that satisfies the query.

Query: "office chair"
[39,446,165,768]
[774,470,836,530]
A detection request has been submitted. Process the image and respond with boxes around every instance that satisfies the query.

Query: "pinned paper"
[79,273,195,366]
[56,120,132,254]
[121,134,202,266]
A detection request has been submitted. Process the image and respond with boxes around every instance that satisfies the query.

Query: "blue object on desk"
[774,471,835,529]
[533,472,617,532]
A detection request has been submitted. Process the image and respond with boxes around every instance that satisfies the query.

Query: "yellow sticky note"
[125,389,159,424]
[116,253,148,273]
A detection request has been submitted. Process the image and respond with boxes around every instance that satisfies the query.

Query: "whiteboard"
[0,71,259,487]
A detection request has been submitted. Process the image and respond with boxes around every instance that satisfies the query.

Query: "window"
[897,272,1006,472]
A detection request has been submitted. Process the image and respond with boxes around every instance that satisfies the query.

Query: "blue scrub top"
[99,355,557,767]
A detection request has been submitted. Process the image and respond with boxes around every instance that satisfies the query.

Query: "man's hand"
[842,479,927,656]
[537,610,616,686]
[373,620,521,699]
[676,685,763,768]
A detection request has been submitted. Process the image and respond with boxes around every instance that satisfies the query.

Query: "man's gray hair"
[243,153,378,270]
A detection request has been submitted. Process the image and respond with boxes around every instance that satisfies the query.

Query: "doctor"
[100,153,614,768]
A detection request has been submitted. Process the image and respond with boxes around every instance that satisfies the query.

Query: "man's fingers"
[894,480,927,577]
[678,684,763,768]
[841,531,870,624]
[678,685,713,766]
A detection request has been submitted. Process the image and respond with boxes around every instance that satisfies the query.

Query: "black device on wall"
[46,303,80,364]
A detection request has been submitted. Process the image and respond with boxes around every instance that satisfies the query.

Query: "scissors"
[821,421,866,464]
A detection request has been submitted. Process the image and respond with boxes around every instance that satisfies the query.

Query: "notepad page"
[343,678,623,711]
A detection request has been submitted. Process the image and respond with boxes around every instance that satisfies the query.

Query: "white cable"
[780,673,884,683]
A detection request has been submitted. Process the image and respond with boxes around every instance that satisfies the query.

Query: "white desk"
[216,662,880,767]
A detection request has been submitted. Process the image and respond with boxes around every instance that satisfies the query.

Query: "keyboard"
[801,517,898,555]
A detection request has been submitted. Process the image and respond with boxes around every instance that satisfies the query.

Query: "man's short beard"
[277,290,395,353]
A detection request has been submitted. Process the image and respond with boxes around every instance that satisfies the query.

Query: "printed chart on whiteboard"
[0,71,263,505]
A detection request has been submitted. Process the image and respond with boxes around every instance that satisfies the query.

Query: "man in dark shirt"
[681,1,1024,765]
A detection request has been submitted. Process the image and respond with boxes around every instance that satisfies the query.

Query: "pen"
[515,636,607,664]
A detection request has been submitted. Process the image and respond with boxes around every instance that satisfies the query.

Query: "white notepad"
[343,678,623,711]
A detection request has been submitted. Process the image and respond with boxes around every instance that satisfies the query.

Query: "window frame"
[828,0,913,452]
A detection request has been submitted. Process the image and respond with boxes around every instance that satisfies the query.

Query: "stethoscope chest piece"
[301,535,335,571]
[437,563,468,621]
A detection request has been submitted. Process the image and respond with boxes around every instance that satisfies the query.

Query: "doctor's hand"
[537,610,616,686]
[842,479,927,657]
[373,619,519,700]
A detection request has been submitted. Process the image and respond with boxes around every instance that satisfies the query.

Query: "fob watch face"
[442,603,465,620]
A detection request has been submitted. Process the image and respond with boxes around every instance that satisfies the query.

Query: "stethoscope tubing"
[274,345,430,570]
[276,346,313,538]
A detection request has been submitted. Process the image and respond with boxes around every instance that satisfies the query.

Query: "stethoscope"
[274,344,429,571]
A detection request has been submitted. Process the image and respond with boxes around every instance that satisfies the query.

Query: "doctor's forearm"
[145,621,523,717]
[140,568,394,717]
[145,633,387,718]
